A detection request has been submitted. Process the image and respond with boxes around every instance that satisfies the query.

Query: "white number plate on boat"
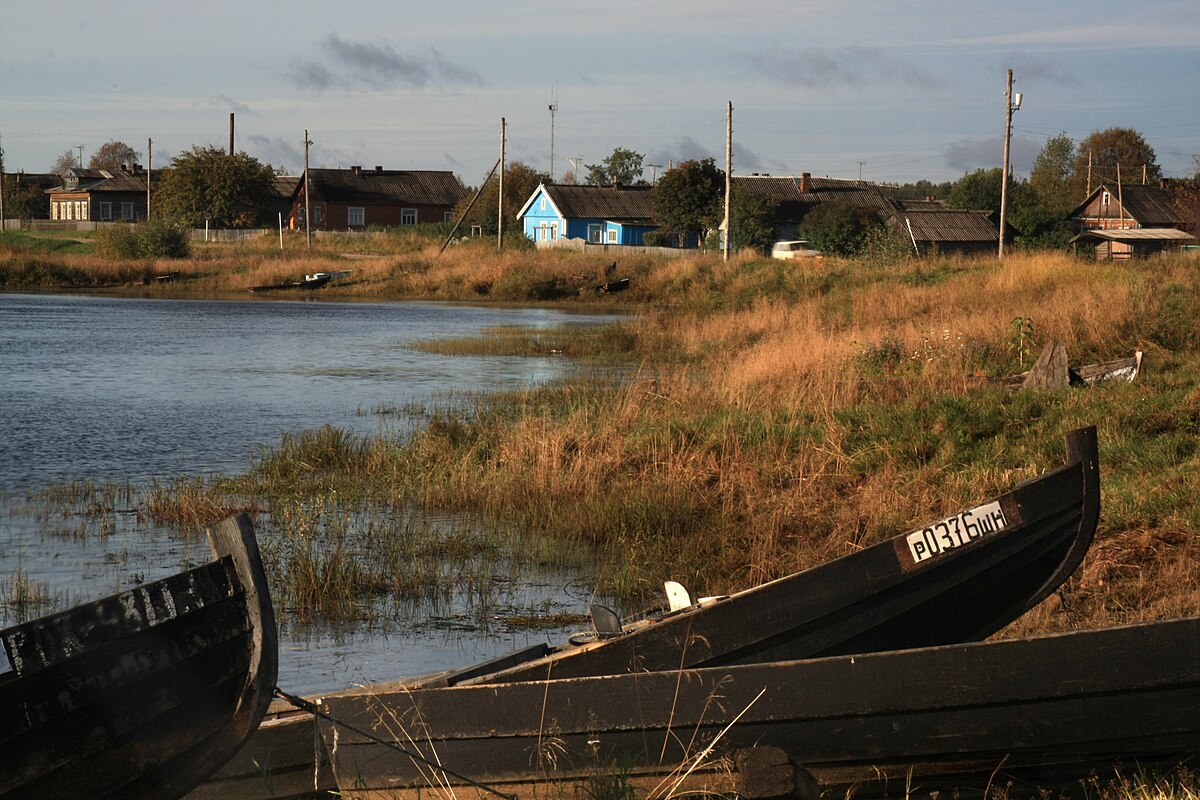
[905,501,1008,563]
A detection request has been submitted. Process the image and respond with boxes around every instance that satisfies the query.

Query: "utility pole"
[858,161,866,181]
[76,145,85,168]
[998,69,1021,260]
[229,113,235,156]
[146,137,152,221]
[0,132,6,233]
[723,100,732,262]
[1086,151,1093,196]
[548,88,557,181]
[498,117,506,252]
[304,130,312,249]
[647,163,663,184]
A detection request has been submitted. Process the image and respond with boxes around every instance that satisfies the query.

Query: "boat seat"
[664,581,693,612]
[589,603,623,636]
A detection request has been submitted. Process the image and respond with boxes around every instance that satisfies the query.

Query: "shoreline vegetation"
[6,228,1200,796]
[4,228,1199,635]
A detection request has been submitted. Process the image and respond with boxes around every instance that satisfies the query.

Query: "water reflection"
[0,293,622,693]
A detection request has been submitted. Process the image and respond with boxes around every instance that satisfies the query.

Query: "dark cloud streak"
[288,34,485,91]
[737,45,944,89]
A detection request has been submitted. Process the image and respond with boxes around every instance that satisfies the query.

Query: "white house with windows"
[518,183,659,246]
[47,168,148,223]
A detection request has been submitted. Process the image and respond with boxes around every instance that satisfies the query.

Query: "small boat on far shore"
[249,273,332,293]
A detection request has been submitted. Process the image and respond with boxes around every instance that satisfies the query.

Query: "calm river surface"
[0,292,621,693]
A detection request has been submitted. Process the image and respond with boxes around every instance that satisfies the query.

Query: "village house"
[1069,182,1196,260]
[47,167,149,222]
[888,200,1009,256]
[731,173,896,240]
[290,167,465,231]
[518,183,659,246]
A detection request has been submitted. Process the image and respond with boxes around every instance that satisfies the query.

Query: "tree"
[585,147,645,187]
[50,150,79,174]
[797,202,881,256]
[89,140,140,171]
[1029,133,1076,214]
[454,161,546,235]
[1070,128,1160,197]
[155,146,276,227]
[947,168,1003,214]
[729,185,778,252]
[1,174,50,220]
[652,158,724,246]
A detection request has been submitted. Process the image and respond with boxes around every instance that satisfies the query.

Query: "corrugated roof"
[894,209,999,242]
[732,175,895,217]
[307,168,465,206]
[1071,227,1196,243]
[1072,184,1184,227]
[273,176,302,199]
[543,184,656,221]
[49,168,149,194]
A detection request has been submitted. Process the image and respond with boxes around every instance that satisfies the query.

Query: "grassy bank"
[21,238,1181,636]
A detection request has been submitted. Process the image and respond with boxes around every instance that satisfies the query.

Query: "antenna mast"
[548,88,558,181]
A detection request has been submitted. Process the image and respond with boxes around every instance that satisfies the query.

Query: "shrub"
[94,220,191,260]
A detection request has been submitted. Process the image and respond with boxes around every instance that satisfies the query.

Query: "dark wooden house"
[1072,183,1185,231]
[47,167,149,222]
[731,173,896,240]
[887,203,1006,256]
[290,167,465,231]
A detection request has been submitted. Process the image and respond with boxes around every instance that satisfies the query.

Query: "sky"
[2,0,1198,187]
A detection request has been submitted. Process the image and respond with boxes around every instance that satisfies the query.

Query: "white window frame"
[99,202,113,221]
[77,200,88,220]
[348,206,365,226]
[607,228,618,243]
[120,202,134,220]
[1101,191,1111,206]
[313,206,323,225]
[401,208,417,225]
[587,223,603,243]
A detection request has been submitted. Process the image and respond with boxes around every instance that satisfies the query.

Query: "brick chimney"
[799,172,812,193]
[375,165,383,172]
[351,165,362,174]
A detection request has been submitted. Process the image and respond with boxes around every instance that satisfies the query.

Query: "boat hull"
[0,514,277,800]
[319,616,1200,798]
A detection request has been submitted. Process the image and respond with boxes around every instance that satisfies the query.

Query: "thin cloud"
[737,45,945,90]
[247,135,303,170]
[289,34,485,91]
[944,135,1040,175]
[648,135,717,167]
[1007,57,1080,88]
[216,95,254,114]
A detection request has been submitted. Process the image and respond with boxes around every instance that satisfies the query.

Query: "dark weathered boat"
[317,616,1200,799]
[189,426,1100,800]
[248,273,332,293]
[445,424,1100,683]
[0,513,278,800]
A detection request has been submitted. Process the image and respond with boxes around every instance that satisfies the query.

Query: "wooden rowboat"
[189,426,1100,800]
[0,513,278,800]
[444,424,1100,683]
[318,616,1200,799]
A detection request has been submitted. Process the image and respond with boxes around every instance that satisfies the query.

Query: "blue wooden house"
[518,183,659,246]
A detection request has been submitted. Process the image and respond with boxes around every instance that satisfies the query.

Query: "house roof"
[273,176,301,199]
[1070,227,1196,244]
[891,209,1000,242]
[304,168,465,206]
[50,168,149,194]
[732,175,896,219]
[1071,184,1184,227]
[529,183,657,222]
[5,172,60,190]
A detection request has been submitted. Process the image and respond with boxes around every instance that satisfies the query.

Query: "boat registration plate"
[905,501,1008,563]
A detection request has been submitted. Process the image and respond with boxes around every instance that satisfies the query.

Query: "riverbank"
[8,227,1196,639]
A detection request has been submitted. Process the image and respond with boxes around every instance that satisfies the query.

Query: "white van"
[771,240,823,259]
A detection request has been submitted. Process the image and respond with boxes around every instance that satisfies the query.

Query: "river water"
[0,292,620,693]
